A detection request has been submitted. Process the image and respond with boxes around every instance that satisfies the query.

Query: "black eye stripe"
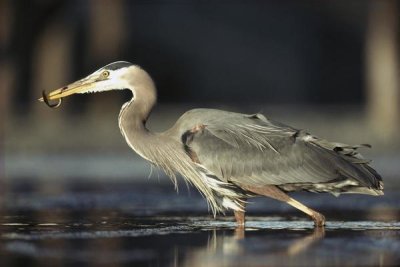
[103,61,132,70]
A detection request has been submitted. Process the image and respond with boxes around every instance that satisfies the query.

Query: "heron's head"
[39,61,140,106]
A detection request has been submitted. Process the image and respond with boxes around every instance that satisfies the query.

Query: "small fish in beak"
[41,90,62,108]
[38,74,102,109]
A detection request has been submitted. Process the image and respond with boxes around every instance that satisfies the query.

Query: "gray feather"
[171,108,383,196]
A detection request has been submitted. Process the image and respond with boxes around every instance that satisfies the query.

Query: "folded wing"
[181,111,383,195]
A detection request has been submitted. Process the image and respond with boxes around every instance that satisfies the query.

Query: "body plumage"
[40,62,383,227]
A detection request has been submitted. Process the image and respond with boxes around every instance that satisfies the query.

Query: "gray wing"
[181,111,382,191]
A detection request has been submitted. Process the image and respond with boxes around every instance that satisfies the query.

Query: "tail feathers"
[362,164,384,190]
[310,139,383,192]
[335,156,383,191]
[340,186,384,196]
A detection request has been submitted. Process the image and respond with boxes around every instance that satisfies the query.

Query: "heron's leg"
[234,210,245,226]
[285,197,325,227]
[234,199,247,226]
[243,185,325,227]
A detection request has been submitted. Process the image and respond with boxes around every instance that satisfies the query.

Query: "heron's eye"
[101,71,110,78]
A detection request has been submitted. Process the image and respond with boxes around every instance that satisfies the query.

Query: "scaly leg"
[233,202,246,239]
[233,199,247,226]
[243,185,325,227]
[234,210,245,226]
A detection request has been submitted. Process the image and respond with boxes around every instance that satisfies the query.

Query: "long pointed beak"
[38,77,97,102]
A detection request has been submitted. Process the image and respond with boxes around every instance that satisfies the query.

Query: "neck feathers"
[117,66,157,159]
[119,66,157,127]
[116,66,242,215]
[124,66,157,123]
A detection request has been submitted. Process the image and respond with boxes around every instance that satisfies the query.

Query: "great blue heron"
[39,61,383,227]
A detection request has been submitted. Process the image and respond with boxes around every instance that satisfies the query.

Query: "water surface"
[1,181,399,266]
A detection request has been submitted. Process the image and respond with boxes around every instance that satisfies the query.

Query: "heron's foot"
[311,212,325,227]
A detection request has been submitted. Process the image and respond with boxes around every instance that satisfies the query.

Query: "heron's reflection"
[180,226,325,267]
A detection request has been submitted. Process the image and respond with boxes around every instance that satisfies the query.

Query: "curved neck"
[118,67,157,158]
[119,67,157,129]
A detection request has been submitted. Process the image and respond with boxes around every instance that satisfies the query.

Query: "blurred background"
[1,1,400,266]
[1,0,399,185]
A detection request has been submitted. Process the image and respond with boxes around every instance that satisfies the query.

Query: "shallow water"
[1,181,399,266]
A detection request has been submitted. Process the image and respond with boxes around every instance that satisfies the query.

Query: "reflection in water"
[181,226,326,267]
[1,215,400,267]
[286,227,325,255]
[1,181,400,266]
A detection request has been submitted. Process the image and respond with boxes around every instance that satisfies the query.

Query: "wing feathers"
[176,109,383,194]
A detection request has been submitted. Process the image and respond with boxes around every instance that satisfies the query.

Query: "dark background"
[4,1,375,110]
